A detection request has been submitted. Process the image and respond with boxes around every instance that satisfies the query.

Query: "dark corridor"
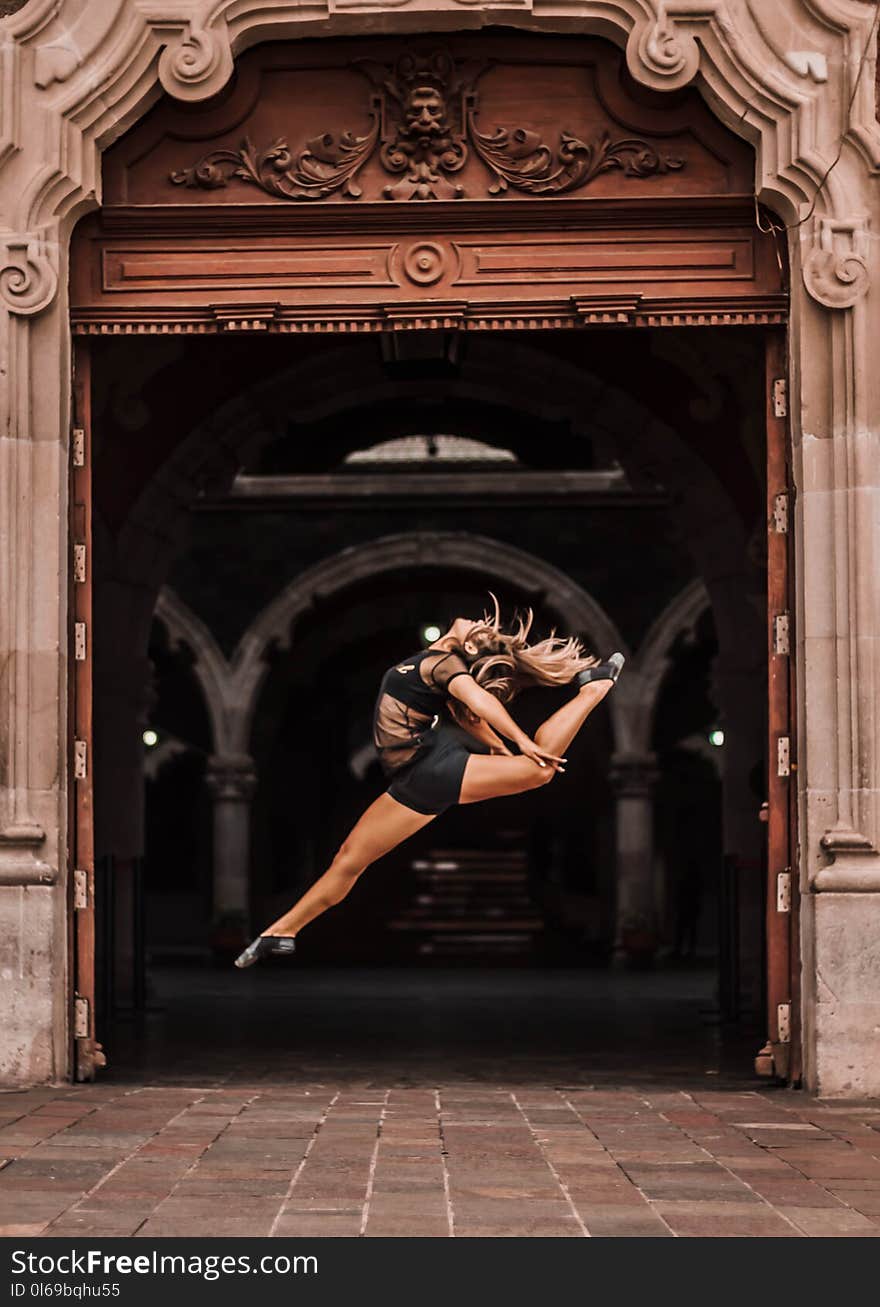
[89,326,769,1067]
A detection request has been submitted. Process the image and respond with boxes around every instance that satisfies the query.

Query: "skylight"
[345,434,518,465]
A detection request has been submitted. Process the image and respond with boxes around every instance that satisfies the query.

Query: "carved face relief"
[403,85,448,142]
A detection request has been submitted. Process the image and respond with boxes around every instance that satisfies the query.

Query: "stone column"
[205,755,257,930]
[611,752,660,963]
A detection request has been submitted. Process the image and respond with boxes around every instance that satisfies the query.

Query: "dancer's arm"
[448,676,565,769]
[447,703,513,756]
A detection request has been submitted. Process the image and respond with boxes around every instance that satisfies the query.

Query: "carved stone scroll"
[0,233,58,316]
[157,21,234,103]
[802,217,870,309]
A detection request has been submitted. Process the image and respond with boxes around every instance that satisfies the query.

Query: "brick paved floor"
[1,968,878,1238]
[4,1083,880,1238]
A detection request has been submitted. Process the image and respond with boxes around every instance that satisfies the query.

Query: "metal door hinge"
[772,378,787,418]
[74,995,90,1039]
[73,868,89,909]
[771,492,789,534]
[776,871,791,913]
[72,428,85,467]
[74,621,87,661]
[773,613,790,655]
[777,736,790,777]
[73,544,86,583]
[777,1002,791,1044]
[74,739,87,779]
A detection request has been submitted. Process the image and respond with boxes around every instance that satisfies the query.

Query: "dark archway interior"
[90,325,767,1077]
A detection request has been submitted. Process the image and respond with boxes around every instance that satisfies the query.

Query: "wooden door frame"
[70,338,104,1081]
[755,326,799,1082]
[68,248,795,1081]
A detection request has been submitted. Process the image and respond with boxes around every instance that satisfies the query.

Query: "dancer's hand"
[518,739,567,772]
[489,739,514,757]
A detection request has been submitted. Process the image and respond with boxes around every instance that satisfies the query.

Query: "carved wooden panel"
[70,201,786,331]
[76,34,784,332]
[453,236,754,286]
[102,34,755,207]
[92,230,756,298]
[101,242,398,293]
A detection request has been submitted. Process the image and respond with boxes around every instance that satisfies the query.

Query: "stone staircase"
[388,846,544,960]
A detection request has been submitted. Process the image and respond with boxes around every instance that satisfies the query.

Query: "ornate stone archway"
[159,531,629,757]
[616,577,711,757]
[0,1,878,1093]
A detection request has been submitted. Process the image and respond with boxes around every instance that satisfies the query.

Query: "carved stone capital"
[157,21,234,103]
[802,217,871,309]
[813,827,880,892]
[611,751,660,798]
[627,6,701,90]
[0,233,58,316]
[205,754,258,802]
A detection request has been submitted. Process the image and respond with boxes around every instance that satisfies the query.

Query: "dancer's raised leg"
[459,657,623,806]
[533,680,613,758]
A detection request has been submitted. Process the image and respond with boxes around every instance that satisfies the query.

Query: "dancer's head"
[442,594,597,703]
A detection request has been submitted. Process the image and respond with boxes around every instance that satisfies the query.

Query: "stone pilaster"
[0,227,68,1084]
[795,211,880,1095]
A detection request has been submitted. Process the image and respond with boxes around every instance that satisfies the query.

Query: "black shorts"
[386,721,490,816]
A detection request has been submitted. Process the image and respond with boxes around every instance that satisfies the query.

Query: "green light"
[143,729,159,747]
[709,729,725,747]
[422,625,442,644]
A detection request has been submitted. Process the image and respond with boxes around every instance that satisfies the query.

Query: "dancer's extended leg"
[534,677,615,757]
[263,792,435,938]
[459,677,615,805]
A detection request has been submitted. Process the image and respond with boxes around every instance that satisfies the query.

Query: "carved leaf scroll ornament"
[171,112,381,200]
[466,117,684,196]
[170,50,686,202]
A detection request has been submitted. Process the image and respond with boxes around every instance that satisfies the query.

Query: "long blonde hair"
[451,594,598,704]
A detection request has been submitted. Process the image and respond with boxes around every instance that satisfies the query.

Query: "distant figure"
[235,595,624,967]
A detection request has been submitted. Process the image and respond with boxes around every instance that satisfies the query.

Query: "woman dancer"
[235,597,623,967]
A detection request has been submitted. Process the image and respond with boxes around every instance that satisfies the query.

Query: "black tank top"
[373,648,472,775]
